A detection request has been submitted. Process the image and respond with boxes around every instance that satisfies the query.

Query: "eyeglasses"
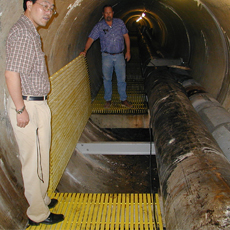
[36,2,57,15]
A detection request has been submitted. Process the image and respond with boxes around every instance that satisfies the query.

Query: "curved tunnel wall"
[38,0,230,103]
[1,0,230,229]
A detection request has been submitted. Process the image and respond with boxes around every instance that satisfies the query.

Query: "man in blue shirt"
[81,5,132,108]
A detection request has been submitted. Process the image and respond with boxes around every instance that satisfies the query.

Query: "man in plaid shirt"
[5,0,64,226]
[81,5,133,109]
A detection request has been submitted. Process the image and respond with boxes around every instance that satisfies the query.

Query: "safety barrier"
[48,56,92,193]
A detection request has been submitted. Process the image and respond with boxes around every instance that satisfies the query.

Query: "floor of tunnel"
[57,125,159,194]
[103,128,151,141]
[57,150,159,194]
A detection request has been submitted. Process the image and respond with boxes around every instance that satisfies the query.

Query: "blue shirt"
[89,18,128,53]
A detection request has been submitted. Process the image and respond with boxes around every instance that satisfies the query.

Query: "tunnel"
[1,0,230,229]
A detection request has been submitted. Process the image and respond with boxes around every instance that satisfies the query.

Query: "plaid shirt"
[6,15,50,96]
[89,18,128,54]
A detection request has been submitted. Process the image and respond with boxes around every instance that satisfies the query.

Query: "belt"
[22,95,47,101]
[103,51,123,55]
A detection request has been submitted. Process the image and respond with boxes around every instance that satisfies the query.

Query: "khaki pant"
[7,97,51,222]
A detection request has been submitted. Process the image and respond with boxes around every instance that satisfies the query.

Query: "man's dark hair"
[102,5,113,12]
[23,0,37,11]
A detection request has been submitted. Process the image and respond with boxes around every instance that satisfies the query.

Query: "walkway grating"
[92,74,148,114]
[27,193,163,230]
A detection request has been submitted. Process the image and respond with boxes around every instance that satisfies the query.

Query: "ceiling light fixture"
[136,17,142,22]
[136,12,146,22]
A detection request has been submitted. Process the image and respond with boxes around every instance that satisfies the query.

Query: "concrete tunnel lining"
[1,0,230,229]
[36,0,230,103]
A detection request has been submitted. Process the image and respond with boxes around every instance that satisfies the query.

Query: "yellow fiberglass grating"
[47,56,92,193]
[27,193,164,230]
[92,77,148,114]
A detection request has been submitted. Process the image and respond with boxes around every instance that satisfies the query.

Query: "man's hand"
[17,109,29,128]
[80,38,94,57]
[125,51,131,62]
[123,33,131,62]
[5,70,29,128]
[80,51,87,57]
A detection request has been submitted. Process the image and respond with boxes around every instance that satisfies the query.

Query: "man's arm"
[123,33,131,62]
[5,70,29,128]
[80,37,95,56]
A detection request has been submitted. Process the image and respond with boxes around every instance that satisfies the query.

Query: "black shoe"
[28,213,64,226]
[48,199,58,209]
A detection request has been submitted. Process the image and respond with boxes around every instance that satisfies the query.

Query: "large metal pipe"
[180,78,230,162]
[145,70,230,229]
[138,24,230,229]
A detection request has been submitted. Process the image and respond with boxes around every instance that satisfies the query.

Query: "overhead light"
[136,17,142,22]
[136,12,146,22]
